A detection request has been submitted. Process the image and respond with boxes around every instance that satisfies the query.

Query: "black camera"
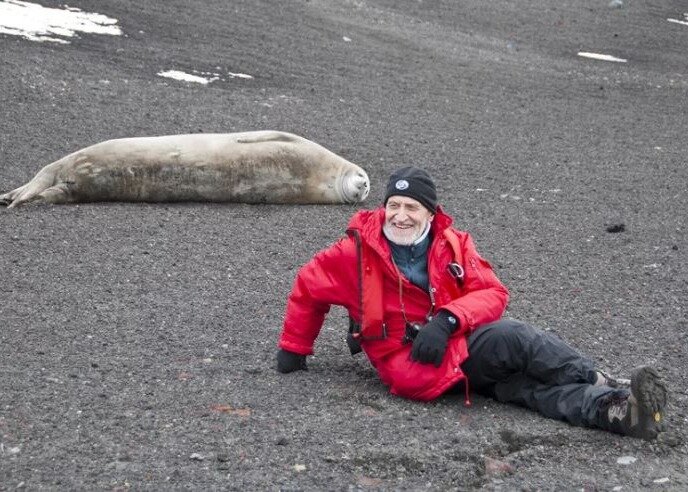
[402,322,422,344]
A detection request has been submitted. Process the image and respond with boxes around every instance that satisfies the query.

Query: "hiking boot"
[596,370,631,389]
[597,366,668,440]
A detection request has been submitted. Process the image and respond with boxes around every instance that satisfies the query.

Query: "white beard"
[383,220,431,246]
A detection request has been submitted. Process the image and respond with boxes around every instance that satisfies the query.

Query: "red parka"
[278,206,509,401]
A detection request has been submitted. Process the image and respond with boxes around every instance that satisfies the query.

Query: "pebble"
[582,481,597,492]
[616,456,636,465]
[606,223,625,233]
[189,453,204,461]
[653,478,670,484]
[484,457,514,475]
[293,464,306,472]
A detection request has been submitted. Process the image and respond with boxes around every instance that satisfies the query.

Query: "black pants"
[460,319,618,428]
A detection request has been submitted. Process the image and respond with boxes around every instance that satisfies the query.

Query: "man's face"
[383,195,434,246]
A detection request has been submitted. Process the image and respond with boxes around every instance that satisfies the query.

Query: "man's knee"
[469,318,538,348]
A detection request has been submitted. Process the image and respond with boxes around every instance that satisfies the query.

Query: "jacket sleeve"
[278,236,358,355]
[442,231,509,335]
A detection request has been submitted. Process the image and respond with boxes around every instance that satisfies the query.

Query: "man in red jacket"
[276,166,668,440]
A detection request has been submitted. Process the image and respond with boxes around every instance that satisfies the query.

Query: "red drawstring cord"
[463,376,472,407]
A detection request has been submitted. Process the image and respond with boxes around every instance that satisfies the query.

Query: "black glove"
[411,310,459,367]
[276,349,308,373]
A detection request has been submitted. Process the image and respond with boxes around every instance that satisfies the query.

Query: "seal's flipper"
[3,167,60,208]
[236,132,297,144]
[0,184,28,208]
[36,185,71,205]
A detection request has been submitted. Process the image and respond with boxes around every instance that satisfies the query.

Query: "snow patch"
[158,69,253,85]
[158,70,217,85]
[578,52,627,63]
[227,71,253,79]
[0,0,121,44]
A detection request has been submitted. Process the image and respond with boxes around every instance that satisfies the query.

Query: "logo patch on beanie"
[395,179,409,190]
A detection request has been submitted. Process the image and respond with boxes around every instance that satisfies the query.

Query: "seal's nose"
[342,168,370,203]
[354,171,370,201]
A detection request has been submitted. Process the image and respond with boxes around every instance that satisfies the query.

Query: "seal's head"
[341,168,370,203]
[382,166,436,245]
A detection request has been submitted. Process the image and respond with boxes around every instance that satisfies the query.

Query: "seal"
[0,131,370,208]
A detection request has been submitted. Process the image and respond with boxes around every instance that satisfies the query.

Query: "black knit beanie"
[383,166,437,213]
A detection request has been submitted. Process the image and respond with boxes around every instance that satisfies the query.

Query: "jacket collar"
[346,205,454,263]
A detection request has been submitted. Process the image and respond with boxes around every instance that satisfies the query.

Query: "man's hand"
[276,349,308,373]
[411,310,458,367]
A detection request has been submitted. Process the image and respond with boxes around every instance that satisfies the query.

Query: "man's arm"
[410,231,508,366]
[441,231,509,335]
[277,236,358,363]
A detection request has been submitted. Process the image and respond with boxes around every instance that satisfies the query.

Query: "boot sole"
[630,366,668,425]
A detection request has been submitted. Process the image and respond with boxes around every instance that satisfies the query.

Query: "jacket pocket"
[468,257,490,288]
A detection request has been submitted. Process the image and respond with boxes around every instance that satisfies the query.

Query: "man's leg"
[460,319,668,438]
[461,318,598,391]
[489,373,614,426]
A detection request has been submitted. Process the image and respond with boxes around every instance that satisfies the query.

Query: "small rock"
[357,475,384,487]
[583,480,598,492]
[609,0,623,8]
[189,453,204,461]
[606,223,625,233]
[293,464,306,472]
[616,455,636,465]
[276,436,289,446]
[216,453,230,463]
[653,477,670,484]
[177,372,193,381]
[484,457,514,476]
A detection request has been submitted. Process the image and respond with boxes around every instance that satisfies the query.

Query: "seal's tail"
[0,167,60,208]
